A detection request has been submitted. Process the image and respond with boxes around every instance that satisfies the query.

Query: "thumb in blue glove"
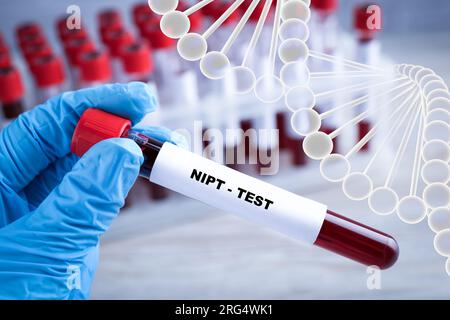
[0,82,185,299]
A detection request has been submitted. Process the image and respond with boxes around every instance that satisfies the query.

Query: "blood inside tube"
[315,210,399,269]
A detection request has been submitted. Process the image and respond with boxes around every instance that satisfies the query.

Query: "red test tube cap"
[133,3,158,28]
[19,33,47,52]
[60,28,88,43]
[0,66,25,104]
[103,29,134,57]
[23,43,53,65]
[16,22,42,42]
[203,1,239,25]
[120,42,153,75]
[32,55,65,87]
[71,108,131,157]
[354,3,382,39]
[0,50,10,68]
[64,37,95,66]
[311,0,339,12]
[79,50,112,83]
[98,9,122,26]
[142,23,175,49]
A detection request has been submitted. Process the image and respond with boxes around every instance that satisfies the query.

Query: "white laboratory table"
[91,32,450,300]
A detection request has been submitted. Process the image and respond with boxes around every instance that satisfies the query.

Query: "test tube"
[72,108,400,270]
[64,37,95,87]
[77,50,112,89]
[310,0,341,154]
[31,55,66,104]
[353,3,381,152]
[141,23,180,104]
[103,29,134,82]
[0,66,25,119]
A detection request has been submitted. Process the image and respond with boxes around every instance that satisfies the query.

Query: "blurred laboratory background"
[0,0,449,299]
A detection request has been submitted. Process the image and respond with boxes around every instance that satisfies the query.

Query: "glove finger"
[0,178,29,227]
[0,82,156,193]
[28,138,143,253]
[23,154,78,210]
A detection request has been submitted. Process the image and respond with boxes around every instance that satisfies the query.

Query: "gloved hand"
[0,82,185,299]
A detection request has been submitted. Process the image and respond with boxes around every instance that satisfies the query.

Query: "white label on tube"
[150,143,327,245]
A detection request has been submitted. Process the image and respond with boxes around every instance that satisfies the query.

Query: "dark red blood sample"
[315,210,399,269]
[287,137,307,166]
[320,125,339,154]
[240,119,252,158]
[358,120,371,152]
[275,112,288,150]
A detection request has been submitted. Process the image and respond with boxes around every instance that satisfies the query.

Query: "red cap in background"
[16,22,42,43]
[354,3,381,40]
[133,3,159,34]
[311,0,339,13]
[0,66,25,103]
[19,32,47,52]
[0,50,11,68]
[103,29,134,57]
[23,42,53,65]
[78,50,112,83]
[71,108,131,157]
[64,37,95,66]
[202,1,239,25]
[99,9,122,26]
[32,55,65,88]
[60,28,88,43]
[240,1,271,22]
[56,16,68,39]
[141,22,175,50]
[98,9,124,43]
[120,41,153,75]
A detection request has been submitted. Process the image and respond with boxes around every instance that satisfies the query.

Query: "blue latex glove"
[0,82,184,299]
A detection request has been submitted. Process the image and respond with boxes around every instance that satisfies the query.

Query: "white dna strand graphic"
[148,0,450,274]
